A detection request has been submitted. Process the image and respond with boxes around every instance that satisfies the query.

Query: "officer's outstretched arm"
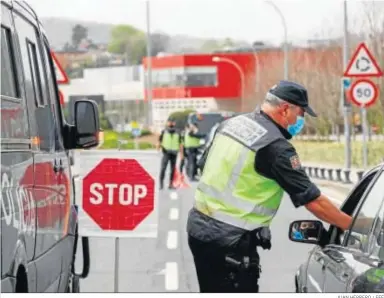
[305,195,353,231]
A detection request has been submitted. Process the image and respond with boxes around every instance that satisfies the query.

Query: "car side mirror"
[74,100,100,148]
[288,220,325,245]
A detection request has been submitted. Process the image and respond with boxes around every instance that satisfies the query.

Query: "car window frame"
[326,167,382,247]
[342,168,384,255]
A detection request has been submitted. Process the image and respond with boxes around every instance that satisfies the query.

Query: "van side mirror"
[74,100,100,148]
[288,220,325,245]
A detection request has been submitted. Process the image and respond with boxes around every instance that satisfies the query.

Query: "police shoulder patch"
[290,154,301,169]
[221,115,267,147]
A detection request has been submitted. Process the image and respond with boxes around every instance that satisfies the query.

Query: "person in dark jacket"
[179,126,188,175]
[184,122,206,181]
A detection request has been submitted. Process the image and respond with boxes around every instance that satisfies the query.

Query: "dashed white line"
[165,262,179,291]
[169,208,179,220]
[167,230,178,249]
[170,191,178,200]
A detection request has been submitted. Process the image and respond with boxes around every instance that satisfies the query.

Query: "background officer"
[179,125,188,175]
[157,117,183,189]
[184,122,205,181]
[187,80,354,292]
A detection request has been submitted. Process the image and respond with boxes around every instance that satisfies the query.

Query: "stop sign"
[82,158,155,230]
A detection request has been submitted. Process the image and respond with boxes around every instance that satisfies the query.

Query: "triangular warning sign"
[51,51,70,84]
[344,42,383,77]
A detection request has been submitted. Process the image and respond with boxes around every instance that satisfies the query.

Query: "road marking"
[165,262,179,291]
[169,208,179,220]
[170,191,178,200]
[167,230,178,249]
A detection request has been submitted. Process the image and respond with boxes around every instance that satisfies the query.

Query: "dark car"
[187,111,234,141]
[1,0,99,292]
[289,163,384,293]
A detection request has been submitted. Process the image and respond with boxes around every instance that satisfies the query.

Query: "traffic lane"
[74,188,180,292]
[258,195,317,292]
[179,183,345,293]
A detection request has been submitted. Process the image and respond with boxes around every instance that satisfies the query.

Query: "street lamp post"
[212,56,245,112]
[265,1,288,80]
[145,0,153,128]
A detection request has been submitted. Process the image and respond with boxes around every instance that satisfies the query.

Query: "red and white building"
[143,53,257,129]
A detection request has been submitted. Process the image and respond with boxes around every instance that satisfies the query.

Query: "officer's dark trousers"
[159,152,177,187]
[186,148,198,179]
[179,157,186,174]
[188,235,260,293]
[179,150,187,174]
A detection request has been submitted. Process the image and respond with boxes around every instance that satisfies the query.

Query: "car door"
[303,168,380,292]
[12,8,62,292]
[323,168,384,292]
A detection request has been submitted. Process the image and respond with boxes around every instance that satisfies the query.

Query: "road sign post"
[73,150,159,292]
[349,79,379,169]
[344,42,383,170]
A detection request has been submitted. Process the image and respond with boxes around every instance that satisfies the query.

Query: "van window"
[14,14,56,151]
[42,38,64,149]
[1,25,18,98]
[27,40,44,106]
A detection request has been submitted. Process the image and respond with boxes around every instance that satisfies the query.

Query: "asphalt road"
[75,180,348,293]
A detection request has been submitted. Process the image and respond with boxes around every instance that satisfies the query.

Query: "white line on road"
[170,191,178,200]
[165,262,179,291]
[169,208,179,220]
[167,230,178,249]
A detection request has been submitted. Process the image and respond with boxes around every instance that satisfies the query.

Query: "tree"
[71,24,88,49]
[150,32,170,56]
[201,39,221,52]
[108,25,147,64]
[221,37,235,48]
[169,109,196,129]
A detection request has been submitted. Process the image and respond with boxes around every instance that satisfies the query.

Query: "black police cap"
[269,80,317,117]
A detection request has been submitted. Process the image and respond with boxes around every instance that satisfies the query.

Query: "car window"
[328,171,379,245]
[1,25,18,98]
[344,171,384,253]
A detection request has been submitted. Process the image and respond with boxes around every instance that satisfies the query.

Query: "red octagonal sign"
[82,158,154,230]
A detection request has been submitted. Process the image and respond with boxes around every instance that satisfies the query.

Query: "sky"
[26,0,382,45]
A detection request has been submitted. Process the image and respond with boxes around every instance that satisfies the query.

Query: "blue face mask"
[287,116,305,136]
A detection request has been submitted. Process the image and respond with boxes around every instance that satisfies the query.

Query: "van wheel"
[66,274,80,293]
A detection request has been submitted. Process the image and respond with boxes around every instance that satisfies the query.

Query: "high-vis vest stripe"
[184,133,200,148]
[194,131,284,231]
[162,131,180,151]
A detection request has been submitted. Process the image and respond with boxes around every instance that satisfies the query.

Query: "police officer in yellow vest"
[184,122,206,181]
[186,81,354,292]
[157,117,183,189]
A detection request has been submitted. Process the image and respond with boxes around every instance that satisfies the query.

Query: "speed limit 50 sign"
[349,79,379,108]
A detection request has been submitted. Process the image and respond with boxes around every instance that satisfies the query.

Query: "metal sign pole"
[361,104,368,169]
[342,0,352,169]
[114,237,120,293]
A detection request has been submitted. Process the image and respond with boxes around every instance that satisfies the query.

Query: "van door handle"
[54,159,63,173]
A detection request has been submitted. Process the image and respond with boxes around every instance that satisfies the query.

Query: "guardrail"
[302,165,366,184]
